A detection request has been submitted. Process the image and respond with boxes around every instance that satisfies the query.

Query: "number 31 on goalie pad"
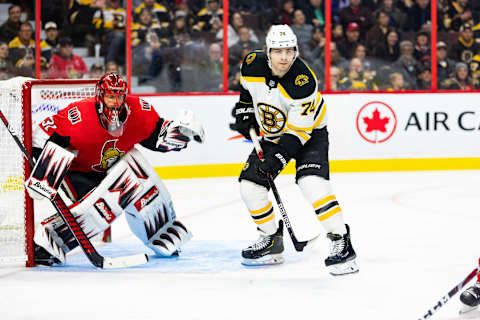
[26,141,74,200]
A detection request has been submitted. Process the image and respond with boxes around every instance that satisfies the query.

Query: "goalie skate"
[242,220,284,266]
[325,224,359,276]
[459,281,480,314]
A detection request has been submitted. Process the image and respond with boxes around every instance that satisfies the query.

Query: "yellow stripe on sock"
[254,214,275,225]
[313,195,336,210]
[317,206,342,222]
[249,201,273,216]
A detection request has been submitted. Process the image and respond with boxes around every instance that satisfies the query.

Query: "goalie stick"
[417,265,480,319]
[249,128,319,252]
[0,109,148,269]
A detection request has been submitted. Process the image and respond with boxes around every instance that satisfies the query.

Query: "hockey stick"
[0,109,148,269]
[249,128,319,252]
[417,265,480,319]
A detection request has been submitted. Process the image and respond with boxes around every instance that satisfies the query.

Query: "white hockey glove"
[156,109,205,152]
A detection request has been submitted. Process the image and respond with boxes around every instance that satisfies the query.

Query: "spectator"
[0,5,22,43]
[436,41,455,87]
[300,26,325,65]
[9,22,35,69]
[170,10,192,39]
[290,9,314,46]
[373,28,400,62]
[447,0,473,31]
[332,23,344,42]
[93,0,127,65]
[366,10,390,55]
[449,22,480,64]
[416,65,431,89]
[329,66,342,90]
[65,0,102,50]
[393,40,421,88]
[40,21,59,64]
[192,0,223,33]
[298,0,325,29]
[373,0,407,30]
[339,0,372,38]
[0,41,14,80]
[330,41,348,70]
[407,0,431,32]
[387,72,406,91]
[278,0,294,25]
[441,62,473,90]
[352,43,374,71]
[197,42,223,91]
[105,60,120,74]
[134,0,170,28]
[337,22,362,60]
[339,57,378,90]
[413,31,430,64]
[216,11,258,48]
[47,37,89,79]
[86,62,104,79]
[229,26,257,70]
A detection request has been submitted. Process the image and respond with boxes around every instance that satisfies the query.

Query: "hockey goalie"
[25,73,204,266]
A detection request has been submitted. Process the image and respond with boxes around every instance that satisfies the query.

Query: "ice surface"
[1,171,480,320]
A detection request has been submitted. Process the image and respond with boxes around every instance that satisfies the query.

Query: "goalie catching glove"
[156,109,205,152]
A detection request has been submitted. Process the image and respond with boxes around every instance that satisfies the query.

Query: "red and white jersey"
[33,95,161,173]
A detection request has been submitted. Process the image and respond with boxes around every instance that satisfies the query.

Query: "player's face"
[103,93,125,109]
[269,47,295,76]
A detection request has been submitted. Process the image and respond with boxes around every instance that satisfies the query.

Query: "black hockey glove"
[258,145,290,178]
[231,102,259,140]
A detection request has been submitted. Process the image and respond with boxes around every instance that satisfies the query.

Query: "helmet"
[95,73,128,136]
[265,24,299,68]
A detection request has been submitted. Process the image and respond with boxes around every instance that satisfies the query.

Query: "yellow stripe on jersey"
[312,100,327,128]
[278,83,293,100]
[283,126,310,143]
[242,76,266,83]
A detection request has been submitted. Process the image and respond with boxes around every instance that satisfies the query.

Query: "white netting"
[0,78,96,266]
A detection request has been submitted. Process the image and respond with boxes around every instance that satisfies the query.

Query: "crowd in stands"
[0,0,480,92]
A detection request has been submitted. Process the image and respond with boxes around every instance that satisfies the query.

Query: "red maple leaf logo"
[363,108,389,133]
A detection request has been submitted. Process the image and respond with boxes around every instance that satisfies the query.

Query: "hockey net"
[0,77,97,266]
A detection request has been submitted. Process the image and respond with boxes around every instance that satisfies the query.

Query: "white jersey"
[239,51,327,145]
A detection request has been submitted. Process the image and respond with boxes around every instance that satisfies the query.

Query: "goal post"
[0,78,100,267]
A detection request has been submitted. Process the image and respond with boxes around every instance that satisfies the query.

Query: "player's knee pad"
[239,180,276,234]
[122,149,192,256]
[297,175,333,203]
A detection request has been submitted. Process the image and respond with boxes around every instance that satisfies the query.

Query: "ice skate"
[242,220,284,266]
[325,224,359,275]
[459,281,480,314]
[34,244,62,266]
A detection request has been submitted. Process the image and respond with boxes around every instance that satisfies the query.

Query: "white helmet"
[265,24,299,68]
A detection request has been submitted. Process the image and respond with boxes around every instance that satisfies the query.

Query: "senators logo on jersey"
[257,103,286,134]
[92,139,125,172]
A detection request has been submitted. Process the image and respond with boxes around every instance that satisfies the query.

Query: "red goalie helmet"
[95,73,128,136]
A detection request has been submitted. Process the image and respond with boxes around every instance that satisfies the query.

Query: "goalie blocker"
[33,147,192,265]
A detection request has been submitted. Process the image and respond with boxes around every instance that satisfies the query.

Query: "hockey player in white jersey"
[231,24,358,275]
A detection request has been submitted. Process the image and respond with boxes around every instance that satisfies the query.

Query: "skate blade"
[241,254,284,266]
[459,304,479,314]
[328,259,359,276]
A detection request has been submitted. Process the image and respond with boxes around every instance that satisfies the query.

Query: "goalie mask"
[95,73,129,137]
[265,24,299,70]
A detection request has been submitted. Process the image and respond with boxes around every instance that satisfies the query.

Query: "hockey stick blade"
[103,254,149,269]
[0,108,148,269]
[249,128,320,252]
[417,266,480,320]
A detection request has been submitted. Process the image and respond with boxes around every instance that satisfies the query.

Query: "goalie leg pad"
[123,149,192,256]
[34,213,67,264]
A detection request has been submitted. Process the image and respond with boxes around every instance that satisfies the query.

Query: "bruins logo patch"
[245,53,256,65]
[257,103,286,135]
[242,162,250,171]
[295,74,309,86]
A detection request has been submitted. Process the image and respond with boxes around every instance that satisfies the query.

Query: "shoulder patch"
[140,99,151,111]
[68,106,82,124]
[245,53,256,65]
[295,74,309,87]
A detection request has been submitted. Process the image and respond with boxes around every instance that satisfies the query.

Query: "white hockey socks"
[298,176,347,235]
[240,180,277,235]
